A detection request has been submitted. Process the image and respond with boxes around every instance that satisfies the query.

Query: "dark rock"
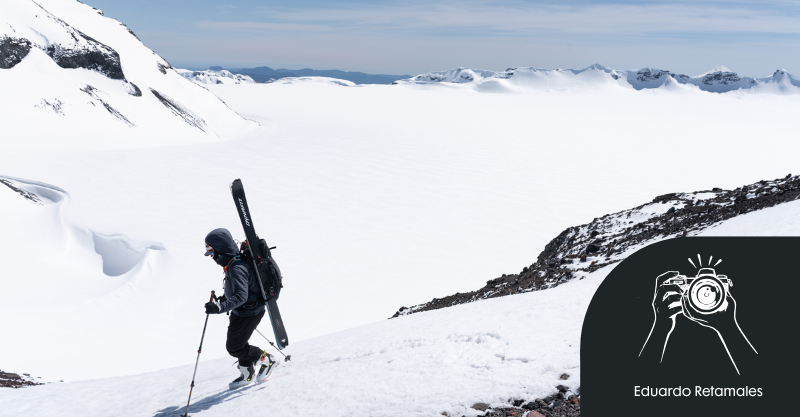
[484,408,521,417]
[81,85,134,126]
[636,68,675,82]
[556,385,569,393]
[0,369,44,389]
[701,71,741,85]
[0,179,43,205]
[585,243,601,253]
[471,403,490,411]
[45,31,125,80]
[589,230,600,237]
[127,82,142,97]
[120,23,140,40]
[0,37,32,69]
[559,373,570,380]
[150,88,207,132]
[157,62,172,74]
[652,192,677,203]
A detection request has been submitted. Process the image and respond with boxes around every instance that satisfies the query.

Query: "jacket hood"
[205,228,239,265]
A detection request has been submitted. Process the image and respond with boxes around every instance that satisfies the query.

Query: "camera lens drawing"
[638,254,758,375]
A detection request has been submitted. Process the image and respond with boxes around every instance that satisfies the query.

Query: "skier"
[203,228,279,388]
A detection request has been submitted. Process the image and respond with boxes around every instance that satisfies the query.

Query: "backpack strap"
[225,255,264,310]
[223,255,242,272]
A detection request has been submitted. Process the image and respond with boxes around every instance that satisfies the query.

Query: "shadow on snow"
[153,384,266,417]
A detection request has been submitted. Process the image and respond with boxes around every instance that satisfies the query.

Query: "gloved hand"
[205,299,221,314]
[217,294,227,303]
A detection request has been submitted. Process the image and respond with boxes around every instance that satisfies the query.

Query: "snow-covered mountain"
[0,0,257,151]
[176,68,255,85]
[400,64,800,94]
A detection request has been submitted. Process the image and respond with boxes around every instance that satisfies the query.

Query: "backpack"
[239,239,283,302]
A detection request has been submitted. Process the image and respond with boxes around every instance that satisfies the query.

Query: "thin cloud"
[196,1,800,37]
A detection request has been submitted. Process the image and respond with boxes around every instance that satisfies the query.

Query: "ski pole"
[255,328,292,362]
[181,290,216,417]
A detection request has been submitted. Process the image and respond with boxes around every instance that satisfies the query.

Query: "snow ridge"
[399,64,800,94]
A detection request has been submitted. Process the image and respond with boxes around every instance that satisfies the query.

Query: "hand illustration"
[682,292,757,375]
[639,271,684,362]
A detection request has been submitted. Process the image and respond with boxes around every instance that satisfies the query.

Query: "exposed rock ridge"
[0,178,43,204]
[0,1,124,79]
[0,369,44,389]
[392,174,799,318]
[150,88,208,132]
[0,37,32,69]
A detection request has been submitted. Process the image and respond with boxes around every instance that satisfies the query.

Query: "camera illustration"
[662,268,732,314]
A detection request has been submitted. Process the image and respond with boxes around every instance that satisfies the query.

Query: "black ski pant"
[226,311,264,367]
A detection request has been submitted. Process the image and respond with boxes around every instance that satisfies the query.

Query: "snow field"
[3,75,800,382]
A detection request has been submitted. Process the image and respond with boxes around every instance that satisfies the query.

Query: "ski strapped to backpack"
[231,178,289,349]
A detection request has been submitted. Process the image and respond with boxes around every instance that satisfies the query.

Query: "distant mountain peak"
[176,68,255,85]
[696,65,733,77]
[400,64,798,94]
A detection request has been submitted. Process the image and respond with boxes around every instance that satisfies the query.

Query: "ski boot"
[255,350,279,383]
[229,362,255,389]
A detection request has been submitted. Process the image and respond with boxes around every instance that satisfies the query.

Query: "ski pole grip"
[210,290,216,302]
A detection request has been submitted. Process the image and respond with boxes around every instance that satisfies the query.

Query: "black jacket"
[205,228,265,317]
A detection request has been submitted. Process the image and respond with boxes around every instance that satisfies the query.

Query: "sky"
[84,0,800,77]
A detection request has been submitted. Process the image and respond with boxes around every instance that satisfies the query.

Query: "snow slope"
[403,64,800,94]
[0,0,257,151]
[1,197,798,417]
[0,274,591,417]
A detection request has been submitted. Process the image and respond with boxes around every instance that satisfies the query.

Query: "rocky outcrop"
[150,88,207,132]
[0,178,43,204]
[459,385,580,417]
[44,30,124,79]
[393,174,800,318]
[0,369,44,389]
[0,37,32,69]
[81,85,134,126]
[1,1,125,80]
